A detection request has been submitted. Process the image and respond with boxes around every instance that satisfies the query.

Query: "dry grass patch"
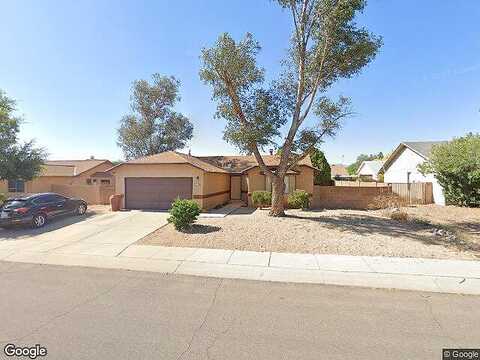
[139,207,479,260]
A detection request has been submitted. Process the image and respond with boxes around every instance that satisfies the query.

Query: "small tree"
[419,133,480,207]
[117,74,194,160]
[310,148,331,185]
[200,0,381,216]
[0,90,46,182]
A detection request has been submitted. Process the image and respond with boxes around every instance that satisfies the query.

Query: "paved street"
[0,262,479,360]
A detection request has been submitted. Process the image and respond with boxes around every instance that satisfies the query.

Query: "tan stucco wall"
[70,163,113,185]
[0,181,7,193]
[244,166,314,206]
[202,172,230,209]
[0,162,114,195]
[1,177,72,195]
[27,176,74,192]
[110,163,205,209]
[295,166,314,195]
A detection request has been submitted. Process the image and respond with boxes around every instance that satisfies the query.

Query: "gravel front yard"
[138,206,480,260]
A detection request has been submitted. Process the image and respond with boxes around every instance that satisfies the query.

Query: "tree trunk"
[270,176,285,217]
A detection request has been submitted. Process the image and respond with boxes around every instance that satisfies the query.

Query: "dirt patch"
[138,207,479,260]
[400,205,480,252]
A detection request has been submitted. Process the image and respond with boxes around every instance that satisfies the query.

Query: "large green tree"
[0,90,46,182]
[419,133,480,207]
[117,74,194,160]
[200,0,381,216]
[347,151,383,175]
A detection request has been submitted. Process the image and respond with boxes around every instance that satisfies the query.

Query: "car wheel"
[77,203,87,215]
[32,213,47,228]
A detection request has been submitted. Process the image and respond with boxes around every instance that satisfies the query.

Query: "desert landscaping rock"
[139,207,479,260]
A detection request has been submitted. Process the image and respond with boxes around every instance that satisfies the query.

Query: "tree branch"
[221,77,275,177]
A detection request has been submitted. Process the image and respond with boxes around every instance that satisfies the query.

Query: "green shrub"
[419,133,480,207]
[252,191,272,208]
[167,198,201,231]
[287,190,310,209]
[310,149,332,185]
[0,193,6,207]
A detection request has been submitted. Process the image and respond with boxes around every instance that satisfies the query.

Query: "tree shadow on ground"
[231,207,257,215]
[286,212,480,254]
[183,224,221,234]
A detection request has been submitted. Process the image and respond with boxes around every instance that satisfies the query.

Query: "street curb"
[2,250,480,295]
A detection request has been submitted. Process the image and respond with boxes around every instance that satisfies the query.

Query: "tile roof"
[115,151,228,173]
[42,159,112,176]
[111,151,314,174]
[199,154,314,173]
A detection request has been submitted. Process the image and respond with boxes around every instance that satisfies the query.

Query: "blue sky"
[1,0,479,164]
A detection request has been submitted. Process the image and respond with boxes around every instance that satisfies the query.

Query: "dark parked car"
[0,193,87,229]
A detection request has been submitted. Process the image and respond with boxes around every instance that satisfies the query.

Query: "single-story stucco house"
[0,159,113,195]
[108,151,315,210]
[356,160,384,181]
[382,141,447,205]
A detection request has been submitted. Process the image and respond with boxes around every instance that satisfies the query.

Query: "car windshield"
[3,199,28,209]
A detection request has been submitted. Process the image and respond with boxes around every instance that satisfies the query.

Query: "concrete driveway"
[0,210,168,258]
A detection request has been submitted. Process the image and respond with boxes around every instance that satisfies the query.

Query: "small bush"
[367,193,404,210]
[390,209,408,222]
[167,198,201,231]
[287,190,310,209]
[252,191,272,208]
[0,193,6,207]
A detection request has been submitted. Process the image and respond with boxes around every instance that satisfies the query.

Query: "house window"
[86,179,92,185]
[265,175,295,193]
[101,179,110,185]
[284,175,296,194]
[8,179,25,193]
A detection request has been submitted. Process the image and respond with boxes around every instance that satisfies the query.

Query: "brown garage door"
[125,177,193,210]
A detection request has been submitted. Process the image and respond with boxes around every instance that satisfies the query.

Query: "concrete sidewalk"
[1,243,479,295]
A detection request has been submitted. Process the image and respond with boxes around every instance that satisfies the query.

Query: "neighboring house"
[382,141,448,205]
[108,151,315,210]
[356,160,384,181]
[0,159,113,196]
[330,164,349,179]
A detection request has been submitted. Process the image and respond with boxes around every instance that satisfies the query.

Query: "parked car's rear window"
[3,200,28,208]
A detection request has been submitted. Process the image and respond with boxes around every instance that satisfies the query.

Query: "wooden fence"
[390,182,433,205]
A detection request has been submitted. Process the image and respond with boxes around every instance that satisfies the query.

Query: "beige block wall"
[312,185,391,209]
[111,163,205,209]
[202,172,230,209]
